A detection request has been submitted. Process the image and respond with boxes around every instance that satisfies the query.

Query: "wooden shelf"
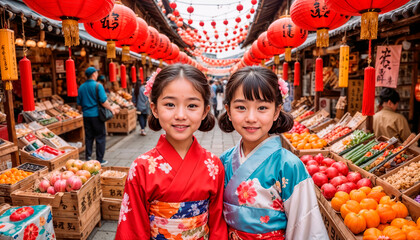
[0,140,18,157]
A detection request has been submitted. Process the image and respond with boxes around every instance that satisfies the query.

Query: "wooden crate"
[19,146,79,170]
[0,154,11,171]
[106,108,137,134]
[101,197,122,220]
[280,134,329,157]
[379,154,420,193]
[54,199,101,240]
[101,166,129,199]
[0,164,48,203]
[11,172,102,219]
[401,183,420,222]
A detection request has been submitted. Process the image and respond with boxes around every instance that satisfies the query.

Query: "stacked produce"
[108,92,134,109]
[117,90,132,101]
[300,113,328,128]
[300,153,372,200]
[291,105,309,118]
[36,159,101,194]
[330,130,373,153]
[0,168,34,185]
[284,132,328,150]
[364,145,411,172]
[295,110,314,122]
[308,117,332,130]
[341,140,383,166]
[383,161,420,191]
[322,126,352,144]
[316,123,337,139]
[288,121,309,134]
[101,170,126,178]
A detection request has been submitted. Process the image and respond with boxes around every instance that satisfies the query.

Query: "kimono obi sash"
[149,199,210,239]
[228,228,285,240]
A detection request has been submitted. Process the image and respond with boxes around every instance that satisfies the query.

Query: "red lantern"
[283,62,288,81]
[109,62,116,82]
[173,9,180,17]
[150,34,172,60]
[315,57,323,91]
[84,4,137,59]
[223,19,229,25]
[294,61,300,86]
[120,64,127,89]
[131,65,137,83]
[251,41,269,60]
[291,0,349,47]
[416,83,420,102]
[199,21,205,27]
[251,0,258,5]
[66,58,77,96]
[237,3,243,11]
[246,14,251,19]
[362,66,375,116]
[131,26,159,65]
[166,44,180,60]
[267,16,308,61]
[170,2,177,9]
[23,0,114,46]
[224,32,229,37]
[235,17,241,23]
[117,17,149,62]
[215,34,219,39]
[326,0,409,39]
[211,20,216,27]
[188,19,193,25]
[144,27,161,55]
[250,8,255,14]
[187,6,194,14]
[257,31,284,57]
[19,56,35,111]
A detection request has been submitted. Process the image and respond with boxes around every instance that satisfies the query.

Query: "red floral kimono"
[115,135,228,240]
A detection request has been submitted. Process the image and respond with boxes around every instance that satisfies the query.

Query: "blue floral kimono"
[220,136,328,239]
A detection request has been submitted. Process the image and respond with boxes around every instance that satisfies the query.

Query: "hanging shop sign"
[0,29,18,81]
[375,45,402,88]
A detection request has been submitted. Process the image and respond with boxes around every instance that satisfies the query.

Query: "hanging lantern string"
[175,0,242,6]
[21,14,27,57]
[342,30,347,44]
[368,39,372,66]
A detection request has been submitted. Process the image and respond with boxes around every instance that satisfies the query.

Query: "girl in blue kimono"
[218,66,328,240]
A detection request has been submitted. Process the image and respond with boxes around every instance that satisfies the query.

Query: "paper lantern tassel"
[283,62,288,81]
[362,66,376,116]
[19,56,35,111]
[316,28,329,48]
[361,11,379,40]
[131,65,137,83]
[122,46,130,62]
[107,41,116,59]
[315,57,323,92]
[66,58,77,97]
[120,64,127,89]
[139,67,144,84]
[109,62,116,82]
[62,19,79,47]
[294,61,300,86]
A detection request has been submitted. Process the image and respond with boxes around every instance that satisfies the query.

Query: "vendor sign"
[375,45,402,88]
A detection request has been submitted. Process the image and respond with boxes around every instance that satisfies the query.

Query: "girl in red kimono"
[115,64,228,240]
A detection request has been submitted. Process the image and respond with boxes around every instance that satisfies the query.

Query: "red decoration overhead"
[294,61,300,86]
[283,62,288,81]
[199,21,205,27]
[139,67,144,84]
[325,0,409,39]
[117,17,149,62]
[19,56,35,111]
[109,62,116,82]
[187,6,194,14]
[291,0,349,47]
[267,16,308,61]
[150,34,172,60]
[22,0,114,46]
[131,26,159,55]
[84,3,137,59]
[131,65,136,83]
[237,3,243,11]
[363,66,375,115]
[170,2,177,9]
[246,14,251,19]
[188,19,193,25]
[235,17,241,23]
[315,57,323,91]
[250,7,255,14]
[66,58,77,96]
[223,19,229,25]
[211,20,216,27]
[251,0,258,5]
[120,64,127,89]
[251,41,269,60]
[257,31,284,57]
[173,9,180,17]
[166,43,180,61]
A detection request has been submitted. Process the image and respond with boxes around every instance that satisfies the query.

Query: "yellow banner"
[0,29,18,81]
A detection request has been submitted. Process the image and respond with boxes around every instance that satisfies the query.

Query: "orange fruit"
[304,143,312,149]
[297,143,305,150]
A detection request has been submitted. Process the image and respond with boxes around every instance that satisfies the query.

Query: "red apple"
[322,158,336,167]
[331,162,349,176]
[319,166,327,173]
[337,183,353,193]
[49,172,61,185]
[321,183,337,200]
[312,172,329,187]
[300,155,314,165]
[347,172,362,184]
[325,167,340,179]
[356,178,372,188]
[306,160,319,167]
[76,170,91,184]
[306,165,319,176]
[314,153,325,164]
[345,182,357,191]
[330,176,348,187]
[61,171,75,180]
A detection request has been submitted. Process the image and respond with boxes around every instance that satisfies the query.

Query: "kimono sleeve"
[208,157,228,240]
[115,160,151,239]
[280,150,328,240]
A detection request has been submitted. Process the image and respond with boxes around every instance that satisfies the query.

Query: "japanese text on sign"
[375,45,402,88]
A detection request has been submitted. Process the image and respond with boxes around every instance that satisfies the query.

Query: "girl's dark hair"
[148,64,215,132]
[218,66,293,134]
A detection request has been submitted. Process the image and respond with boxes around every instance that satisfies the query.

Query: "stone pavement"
[87,125,241,239]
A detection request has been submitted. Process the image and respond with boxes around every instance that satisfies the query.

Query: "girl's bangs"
[241,73,275,102]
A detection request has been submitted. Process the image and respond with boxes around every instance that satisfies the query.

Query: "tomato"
[9,207,34,222]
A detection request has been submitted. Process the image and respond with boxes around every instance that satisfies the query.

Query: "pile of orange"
[283,132,327,149]
[0,168,33,185]
[331,186,420,239]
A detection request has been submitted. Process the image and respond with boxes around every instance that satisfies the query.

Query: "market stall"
[106,91,136,134]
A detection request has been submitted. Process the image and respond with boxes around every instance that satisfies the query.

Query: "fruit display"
[301,113,329,129]
[65,111,81,118]
[117,90,132,101]
[316,123,337,139]
[322,126,352,144]
[284,132,328,150]
[383,161,420,191]
[17,163,46,172]
[341,140,379,164]
[291,105,309,118]
[300,153,372,200]
[0,168,34,185]
[295,110,314,122]
[330,130,373,154]
[35,159,101,194]
[101,170,126,178]
[288,121,309,134]
[109,92,134,109]
[364,145,413,172]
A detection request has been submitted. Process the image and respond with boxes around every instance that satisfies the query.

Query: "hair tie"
[144,68,161,97]
[278,78,289,98]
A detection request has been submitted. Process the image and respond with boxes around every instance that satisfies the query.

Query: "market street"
[87,125,241,239]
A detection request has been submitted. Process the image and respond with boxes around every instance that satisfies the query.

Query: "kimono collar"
[155,135,202,172]
[239,135,278,165]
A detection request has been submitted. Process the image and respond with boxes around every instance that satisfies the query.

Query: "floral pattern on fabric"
[228,228,285,240]
[260,216,269,224]
[23,223,39,240]
[235,178,285,211]
[119,193,132,225]
[128,161,137,181]
[282,177,288,189]
[149,200,210,240]
[204,158,219,180]
[159,163,172,174]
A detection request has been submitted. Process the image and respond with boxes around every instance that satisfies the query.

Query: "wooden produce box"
[318,199,352,240]
[19,146,79,170]
[0,163,48,204]
[280,134,329,158]
[106,108,137,134]
[401,183,420,222]
[300,109,330,129]
[101,197,122,221]
[37,88,52,98]
[101,166,129,199]
[0,154,11,171]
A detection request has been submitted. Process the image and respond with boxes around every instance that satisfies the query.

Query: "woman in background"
[133,79,150,136]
